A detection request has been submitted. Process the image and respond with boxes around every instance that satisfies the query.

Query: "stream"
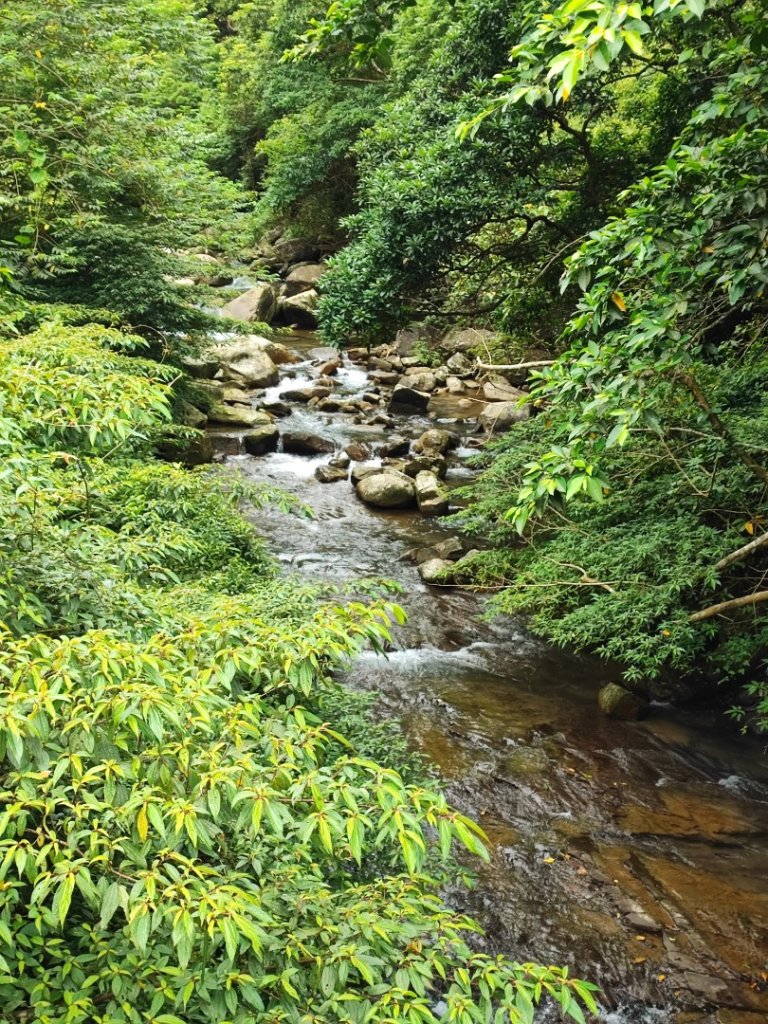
[211,332,768,1024]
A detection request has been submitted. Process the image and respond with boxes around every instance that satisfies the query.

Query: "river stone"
[446,376,465,394]
[433,536,464,560]
[207,403,273,428]
[440,326,494,355]
[370,369,400,386]
[329,451,351,469]
[356,471,416,509]
[412,428,453,454]
[284,262,326,297]
[446,352,473,373]
[415,471,449,517]
[281,386,331,403]
[418,558,454,584]
[155,432,214,467]
[282,288,319,329]
[350,463,381,485]
[181,354,220,379]
[260,399,292,418]
[315,464,348,483]
[179,400,207,428]
[213,337,280,388]
[478,400,531,433]
[403,454,447,479]
[317,359,340,376]
[504,746,550,776]
[345,441,373,461]
[403,371,437,393]
[377,435,410,458]
[273,237,320,265]
[388,384,430,414]
[243,424,279,456]
[220,283,278,324]
[482,377,527,403]
[282,431,335,455]
[598,683,648,720]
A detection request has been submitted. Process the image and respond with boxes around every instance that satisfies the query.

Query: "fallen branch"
[714,530,768,573]
[689,590,768,623]
[475,359,555,372]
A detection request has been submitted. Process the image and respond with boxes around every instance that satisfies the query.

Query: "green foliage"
[0,316,599,1020]
[0,0,247,331]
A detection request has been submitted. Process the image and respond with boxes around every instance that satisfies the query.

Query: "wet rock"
[403,370,437,393]
[433,537,465,560]
[309,346,339,363]
[415,471,449,517]
[482,377,527,403]
[345,441,373,462]
[273,237,320,265]
[329,451,350,469]
[181,354,220,379]
[221,283,278,324]
[284,262,326,296]
[315,397,344,412]
[504,746,550,776]
[282,288,319,329]
[219,385,254,406]
[317,359,340,376]
[405,546,440,565]
[378,435,410,458]
[394,323,440,356]
[389,384,430,414]
[281,386,331,403]
[207,403,273,428]
[403,454,447,479]
[243,424,279,456]
[418,558,454,584]
[260,400,292,418]
[446,376,465,394]
[315,464,348,483]
[446,352,473,373]
[282,431,335,455]
[368,413,395,427]
[208,432,241,456]
[350,463,381,485]
[478,400,531,433]
[347,347,369,362]
[598,683,648,721]
[213,337,280,388]
[412,428,454,454]
[179,400,207,428]
[356,471,416,509]
[626,911,663,934]
[261,340,301,366]
[370,356,395,371]
[369,369,400,386]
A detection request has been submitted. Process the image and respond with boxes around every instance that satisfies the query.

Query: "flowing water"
[215,333,768,1024]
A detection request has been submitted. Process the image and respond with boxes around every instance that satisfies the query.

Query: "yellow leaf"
[744,521,755,535]
[34,101,47,109]
[633,956,647,964]
[661,629,670,637]
[611,292,627,312]
[542,856,555,864]
[137,804,148,841]
[657,974,666,982]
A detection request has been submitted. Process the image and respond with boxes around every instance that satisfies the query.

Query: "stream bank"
[198,332,768,1024]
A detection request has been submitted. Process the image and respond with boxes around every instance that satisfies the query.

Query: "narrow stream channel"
[213,333,768,1024]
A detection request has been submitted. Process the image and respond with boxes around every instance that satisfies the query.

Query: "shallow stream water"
[214,333,768,1024]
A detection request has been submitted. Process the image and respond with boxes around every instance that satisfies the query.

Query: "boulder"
[219,385,254,406]
[402,371,437,393]
[356,471,416,509]
[446,352,473,373]
[598,683,648,721]
[440,326,494,355]
[414,471,450,517]
[329,451,351,469]
[412,428,453,455]
[433,536,465,561]
[403,454,447,479]
[282,289,319,329]
[280,386,331,403]
[284,263,326,297]
[393,323,441,356]
[418,558,454,584]
[478,400,531,434]
[446,376,465,394]
[181,353,221,379]
[207,403,273,428]
[315,464,348,483]
[350,463,382,485]
[192,253,233,288]
[190,380,225,400]
[370,370,400,386]
[282,431,335,456]
[213,337,279,388]
[345,441,373,462]
[259,400,292,418]
[179,400,207,429]
[261,340,301,366]
[273,237,320,265]
[308,346,339,362]
[243,424,279,456]
[220,283,278,324]
[388,384,430,414]
[156,432,214,467]
[377,435,410,458]
[317,359,340,376]
[482,377,527,403]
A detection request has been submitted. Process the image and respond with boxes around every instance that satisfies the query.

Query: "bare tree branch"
[689,590,768,623]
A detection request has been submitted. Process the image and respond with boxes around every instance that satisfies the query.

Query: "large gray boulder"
[440,326,494,355]
[414,471,449,517]
[213,337,279,388]
[282,431,335,455]
[282,289,319,329]
[181,353,221,379]
[478,400,531,434]
[388,384,430,414]
[156,431,214,467]
[356,471,416,509]
[274,237,320,265]
[243,424,279,456]
[207,403,274,428]
[221,283,278,324]
[418,558,454,584]
[284,263,326,297]
[482,376,527,403]
[412,428,453,455]
[402,370,437,393]
[179,401,207,429]
[315,464,348,483]
[393,323,441,357]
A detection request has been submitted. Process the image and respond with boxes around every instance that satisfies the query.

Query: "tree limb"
[475,359,555,371]
[689,590,768,622]
[714,530,768,573]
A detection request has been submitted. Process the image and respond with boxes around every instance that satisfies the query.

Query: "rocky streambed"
[180,330,768,1024]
